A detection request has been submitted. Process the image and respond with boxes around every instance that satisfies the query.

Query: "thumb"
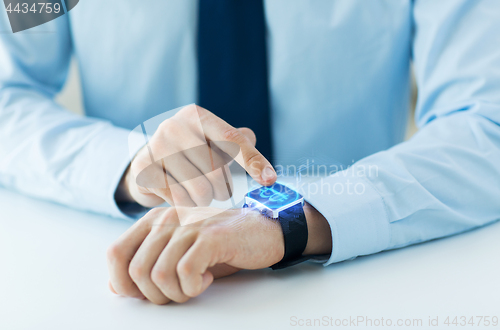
[237,127,257,146]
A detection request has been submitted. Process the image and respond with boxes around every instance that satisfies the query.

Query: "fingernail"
[261,165,276,182]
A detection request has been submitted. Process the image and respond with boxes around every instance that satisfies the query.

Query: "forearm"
[304,109,500,265]
[0,89,141,217]
[0,15,143,218]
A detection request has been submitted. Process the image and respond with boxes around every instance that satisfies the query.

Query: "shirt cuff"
[303,172,391,266]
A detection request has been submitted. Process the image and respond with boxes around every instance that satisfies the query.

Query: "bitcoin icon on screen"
[247,183,299,209]
[259,187,288,203]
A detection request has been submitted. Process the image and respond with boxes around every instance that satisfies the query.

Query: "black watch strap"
[271,203,311,270]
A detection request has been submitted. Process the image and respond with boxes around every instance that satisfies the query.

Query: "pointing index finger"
[195,106,277,186]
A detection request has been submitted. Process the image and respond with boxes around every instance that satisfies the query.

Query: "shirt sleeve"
[0,13,145,218]
[305,0,500,265]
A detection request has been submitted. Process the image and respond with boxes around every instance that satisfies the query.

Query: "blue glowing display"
[246,183,301,210]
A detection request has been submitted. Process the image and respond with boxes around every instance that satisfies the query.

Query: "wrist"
[250,210,285,266]
[302,202,332,255]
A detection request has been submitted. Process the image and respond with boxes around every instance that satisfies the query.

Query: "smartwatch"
[243,182,311,269]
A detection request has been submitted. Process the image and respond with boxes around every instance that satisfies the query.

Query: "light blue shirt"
[1,0,500,265]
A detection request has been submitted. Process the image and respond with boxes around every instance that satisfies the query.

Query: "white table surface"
[1,187,499,330]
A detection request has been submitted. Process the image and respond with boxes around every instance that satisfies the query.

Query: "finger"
[129,146,156,177]
[238,127,256,146]
[177,240,216,297]
[208,264,241,279]
[183,145,234,201]
[129,209,179,305]
[134,160,177,207]
[205,167,233,201]
[135,187,167,207]
[151,172,196,208]
[107,210,162,299]
[164,154,214,206]
[108,280,118,295]
[195,106,277,186]
[131,149,171,207]
[151,228,196,303]
[218,128,254,169]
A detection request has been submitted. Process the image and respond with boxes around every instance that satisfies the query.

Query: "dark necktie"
[197,0,273,163]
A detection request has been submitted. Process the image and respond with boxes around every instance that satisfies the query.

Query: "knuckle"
[208,172,230,194]
[222,127,244,143]
[128,263,147,282]
[179,214,196,226]
[172,225,198,241]
[239,127,256,145]
[158,119,181,136]
[196,180,213,196]
[158,118,173,131]
[106,243,124,264]
[206,168,225,182]
[130,148,151,170]
[151,268,168,287]
[150,222,166,234]
[175,105,206,128]
[152,208,178,228]
[138,211,158,228]
[175,225,194,238]
[145,207,164,219]
[151,269,189,304]
[176,261,192,278]
[165,208,180,225]
[190,180,213,205]
[193,104,207,118]
[176,104,198,119]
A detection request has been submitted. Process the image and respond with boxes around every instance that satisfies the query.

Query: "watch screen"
[247,183,301,210]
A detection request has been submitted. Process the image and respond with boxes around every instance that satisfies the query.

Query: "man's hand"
[106,204,332,305]
[106,207,284,304]
[116,104,277,207]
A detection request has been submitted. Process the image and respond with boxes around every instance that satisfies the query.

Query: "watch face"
[246,182,302,210]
